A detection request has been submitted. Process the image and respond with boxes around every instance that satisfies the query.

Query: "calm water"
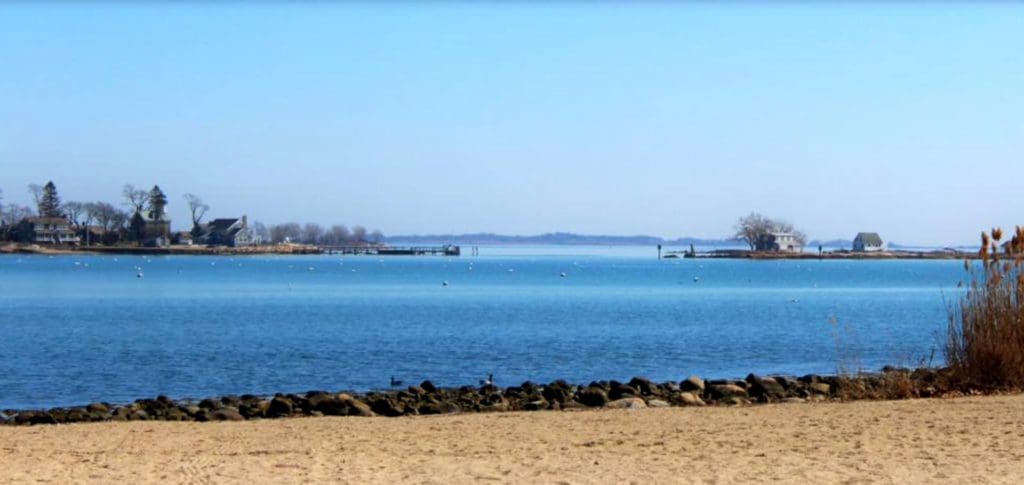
[0,247,964,409]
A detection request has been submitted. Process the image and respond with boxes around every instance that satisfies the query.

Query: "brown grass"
[946,227,1024,390]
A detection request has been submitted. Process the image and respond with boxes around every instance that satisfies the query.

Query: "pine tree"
[38,181,62,218]
[148,185,167,220]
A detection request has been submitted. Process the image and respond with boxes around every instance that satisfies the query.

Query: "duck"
[390,376,403,387]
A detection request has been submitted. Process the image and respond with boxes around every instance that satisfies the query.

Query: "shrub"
[946,227,1024,390]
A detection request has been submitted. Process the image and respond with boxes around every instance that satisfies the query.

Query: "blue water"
[0,247,964,409]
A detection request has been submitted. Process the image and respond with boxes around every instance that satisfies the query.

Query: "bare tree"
[183,193,209,233]
[734,212,806,251]
[351,225,367,243]
[301,223,324,245]
[2,204,33,225]
[122,184,149,214]
[269,222,301,244]
[63,201,86,226]
[251,221,270,244]
[369,229,384,244]
[27,183,43,209]
[87,202,120,232]
[323,224,350,245]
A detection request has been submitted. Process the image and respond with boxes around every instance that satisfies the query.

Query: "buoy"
[560,272,567,277]
[136,272,143,278]
[442,281,449,286]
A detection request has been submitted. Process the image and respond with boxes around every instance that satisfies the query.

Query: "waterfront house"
[754,232,803,253]
[853,232,884,252]
[200,216,256,247]
[14,216,80,245]
[130,211,172,247]
[770,232,803,253]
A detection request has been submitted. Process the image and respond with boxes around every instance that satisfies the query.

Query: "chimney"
[241,215,247,229]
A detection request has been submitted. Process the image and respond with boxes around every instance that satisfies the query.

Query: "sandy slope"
[2,394,1023,484]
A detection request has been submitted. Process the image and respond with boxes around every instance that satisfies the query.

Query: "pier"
[321,244,460,256]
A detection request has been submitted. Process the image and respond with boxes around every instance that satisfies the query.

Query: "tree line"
[0,181,383,246]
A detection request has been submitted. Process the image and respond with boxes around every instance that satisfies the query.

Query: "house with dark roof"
[13,216,80,245]
[853,232,884,252]
[130,211,172,247]
[200,216,256,247]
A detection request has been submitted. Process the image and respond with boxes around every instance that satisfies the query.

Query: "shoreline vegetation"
[0,366,975,426]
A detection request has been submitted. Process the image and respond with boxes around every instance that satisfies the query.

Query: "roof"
[207,218,241,231]
[27,216,71,225]
[855,232,883,246]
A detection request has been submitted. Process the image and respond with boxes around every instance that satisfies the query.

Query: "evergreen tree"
[38,181,62,218]
[147,185,168,220]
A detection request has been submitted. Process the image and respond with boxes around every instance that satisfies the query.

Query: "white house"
[769,232,803,253]
[853,232,885,252]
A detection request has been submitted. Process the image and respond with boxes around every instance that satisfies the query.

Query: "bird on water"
[480,374,494,386]
[390,376,403,387]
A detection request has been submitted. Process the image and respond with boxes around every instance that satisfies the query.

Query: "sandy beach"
[2,394,1022,484]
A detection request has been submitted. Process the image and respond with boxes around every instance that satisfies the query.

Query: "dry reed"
[946,227,1024,390]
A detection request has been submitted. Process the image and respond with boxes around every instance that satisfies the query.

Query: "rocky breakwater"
[0,368,950,426]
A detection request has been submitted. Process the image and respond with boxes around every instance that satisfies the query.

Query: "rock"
[370,398,405,417]
[809,383,831,395]
[680,376,705,394]
[577,387,609,407]
[773,376,799,390]
[628,377,657,396]
[343,396,375,417]
[747,375,787,401]
[677,392,706,407]
[110,407,132,421]
[30,412,59,425]
[239,401,267,419]
[14,412,36,425]
[86,402,109,414]
[420,380,437,393]
[130,410,150,421]
[708,384,748,401]
[266,397,294,418]
[164,408,190,421]
[542,385,570,404]
[646,399,671,408]
[782,397,807,404]
[479,393,509,413]
[608,382,639,401]
[65,408,90,423]
[208,408,245,421]
[418,401,460,415]
[523,399,549,411]
[799,374,823,384]
[722,396,748,406]
[605,397,647,409]
[198,398,222,411]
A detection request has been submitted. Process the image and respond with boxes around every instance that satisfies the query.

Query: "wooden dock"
[321,244,460,256]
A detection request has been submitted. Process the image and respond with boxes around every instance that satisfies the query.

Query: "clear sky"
[1,3,1021,245]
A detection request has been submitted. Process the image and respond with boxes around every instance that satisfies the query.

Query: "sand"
[2,394,1023,484]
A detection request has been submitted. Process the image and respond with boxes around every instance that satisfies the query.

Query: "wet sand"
[2,394,1023,484]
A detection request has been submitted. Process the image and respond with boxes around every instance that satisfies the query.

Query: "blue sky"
[1,3,1021,245]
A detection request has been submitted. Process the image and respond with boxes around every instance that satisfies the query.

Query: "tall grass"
[946,227,1024,390]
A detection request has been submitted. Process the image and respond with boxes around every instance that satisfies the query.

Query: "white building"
[853,232,885,252]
